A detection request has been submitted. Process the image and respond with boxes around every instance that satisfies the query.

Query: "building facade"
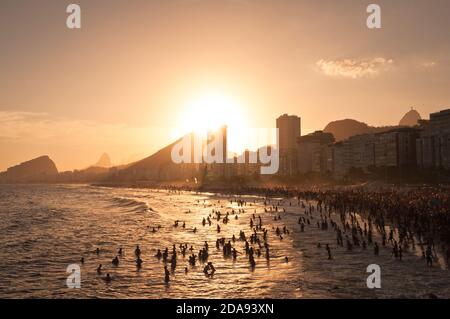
[328,127,420,179]
[206,126,228,178]
[416,109,450,169]
[276,114,301,176]
[297,131,335,174]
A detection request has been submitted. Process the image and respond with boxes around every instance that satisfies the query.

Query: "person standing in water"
[164,266,170,283]
[374,242,379,256]
[326,244,332,260]
[135,245,141,257]
[426,246,433,267]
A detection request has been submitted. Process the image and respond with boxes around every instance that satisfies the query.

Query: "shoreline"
[91,180,450,196]
[91,181,450,255]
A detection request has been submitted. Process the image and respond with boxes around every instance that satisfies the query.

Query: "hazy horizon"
[1,0,450,171]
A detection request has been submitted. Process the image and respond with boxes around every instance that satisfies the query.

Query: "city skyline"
[1,0,450,171]
[1,106,448,180]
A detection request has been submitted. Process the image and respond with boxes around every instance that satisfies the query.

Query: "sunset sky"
[1,0,450,171]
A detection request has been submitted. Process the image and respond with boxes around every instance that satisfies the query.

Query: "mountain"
[324,109,422,141]
[0,155,58,183]
[93,153,112,168]
[106,133,201,182]
[323,119,394,141]
[399,109,421,126]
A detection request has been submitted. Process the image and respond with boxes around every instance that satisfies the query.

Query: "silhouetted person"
[426,246,433,267]
[135,245,141,257]
[374,243,379,256]
[136,257,143,268]
[164,266,170,283]
[326,244,332,260]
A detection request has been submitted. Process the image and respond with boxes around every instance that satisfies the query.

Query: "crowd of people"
[78,185,450,288]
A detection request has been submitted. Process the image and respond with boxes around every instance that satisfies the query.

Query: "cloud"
[316,57,394,79]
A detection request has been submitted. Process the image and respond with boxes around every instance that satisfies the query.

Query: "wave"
[111,196,152,213]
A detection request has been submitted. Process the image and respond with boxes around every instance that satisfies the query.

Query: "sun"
[171,91,250,154]
[177,92,248,136]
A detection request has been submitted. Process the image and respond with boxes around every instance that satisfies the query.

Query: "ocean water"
[0,184,449,299]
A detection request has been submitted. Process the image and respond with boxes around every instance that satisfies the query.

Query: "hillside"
[323,119,395,141]
[0,155,58,183]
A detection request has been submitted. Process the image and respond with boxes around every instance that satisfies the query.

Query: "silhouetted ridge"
[0,155,58,183]
[323,119,395,141]
[106,133,200,182]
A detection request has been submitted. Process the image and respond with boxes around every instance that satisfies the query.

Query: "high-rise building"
[297,131,334,174]
[374,128,419,167]
[348,134,376,171]
[416,109,450,169]
[329,141,352,179]
[206,125,228,178]
[276,114,301,175]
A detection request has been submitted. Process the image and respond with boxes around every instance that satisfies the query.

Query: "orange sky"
[1,0,450,171]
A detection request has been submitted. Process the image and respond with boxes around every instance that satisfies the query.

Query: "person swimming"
[97,264,102,275]
[104,273,112,283]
